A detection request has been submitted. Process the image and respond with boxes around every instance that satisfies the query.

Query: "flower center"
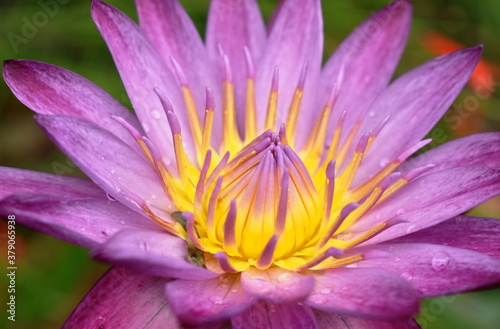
[120,55,432,273]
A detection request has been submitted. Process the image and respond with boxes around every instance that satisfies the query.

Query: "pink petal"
[354,166,500,243]
[0,194,158,249]
[3,60,143,153]
[399,132,500,175]
[240,267,314,303]
[353,243,500,298]
[392,215,500,260]
[320,0,412,150]
[0,166,104,200]
[35,115,174,213]
[91,0,194,157]
[255,0,322,134]
[314,310,421,329]
[91,229,217,280]
[166,274,257,326]
[306,268,419,318]
[232,301,319,329]
[354,46,482,186]
[206,0,266,128]
[135,0,221,140]
[62,266,180,328]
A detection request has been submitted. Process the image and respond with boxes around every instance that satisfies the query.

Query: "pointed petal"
[314,310,421,329]
[206,0,266,126]
[354,46,482,185]
[91,0,194,157]
[354,243,500,298]
[166,274,256,326]
[255,0,322,133]
[320,0,412,148]
[135,0,221,139]
[232,301,319,329]
[35,115,174,213]
[0,194,158,249]
[392,215,500,260]
[62,266,180,328]
[0,166,104,200]
[355,166,500,243]
[240,267,314,303]
[399,132,500,175]
[306,268,419,318]
[2,60,143,153]
[91,229,217,280]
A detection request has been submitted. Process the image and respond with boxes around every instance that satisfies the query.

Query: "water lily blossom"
[2,0,500,328]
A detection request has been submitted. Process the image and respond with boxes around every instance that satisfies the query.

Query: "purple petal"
[35,114,174,213]
[135,0,221,140]
[166,274,257,326]
[400,132,500,175]
[320,0,412,149]
[0,166,104,200]
[354,166,500,243]
[306,268,419,318]
[0,194,158,249]
[206,0,266,128]
[314,310,421,329]
[91,229,217,280]
[2,60,143,153]
[91,0,194,157]
[354,46,482,186]
[255,0,322,134]
[240,267,314,303]
[392,215,500,260]
[62,266,180,329]
[353,243,500,298]
[232,301,319,329]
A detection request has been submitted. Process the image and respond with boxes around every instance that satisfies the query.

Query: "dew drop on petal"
[110,169,115,174]
[219,276,229,283]
[394,257,401,263]
[320,288,332,295]
[209,296,225,305]
[151,110,162,119]
[401,271,414,282]
[277,272,293,283]
[396,208,406,215]
[119,220,126,225]
[230,289,238,293]
[309,294,327,305]
[379,158,390,167]
[142,123,150,133]
[431,251,450,272]
[368,110,376,117]
[406,224,420,234]
[106,193,116,202]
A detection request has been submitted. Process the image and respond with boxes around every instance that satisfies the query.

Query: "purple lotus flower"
[1,0,500,327]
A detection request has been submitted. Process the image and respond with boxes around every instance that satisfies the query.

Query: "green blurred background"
[0,0,499,328]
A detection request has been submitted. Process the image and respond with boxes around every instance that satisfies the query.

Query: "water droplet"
[106,193,116,202]
[406,224,420,234]
[431,251,450,272]
[396,208,406,215]
[101,156,105,160]
[277,272,293,283]
[209,296,225,305]
[142,123,150,133]
[218,276,229,283]
[401,271,414,282]
[151,110,162,119]
[379,158,390,167]
[119,220,126,225]
[320,288,332,295]
[394,257,401,263]
[115,187,122,193]
[309,294,327,305]
[110,169,115,174]
[151,194,157,199]
[346,263,358,268]
[230,289,238,293]
[80,227,86,232]
[368,110,376,117]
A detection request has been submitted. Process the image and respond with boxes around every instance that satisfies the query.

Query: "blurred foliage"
[0,0,499,328]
